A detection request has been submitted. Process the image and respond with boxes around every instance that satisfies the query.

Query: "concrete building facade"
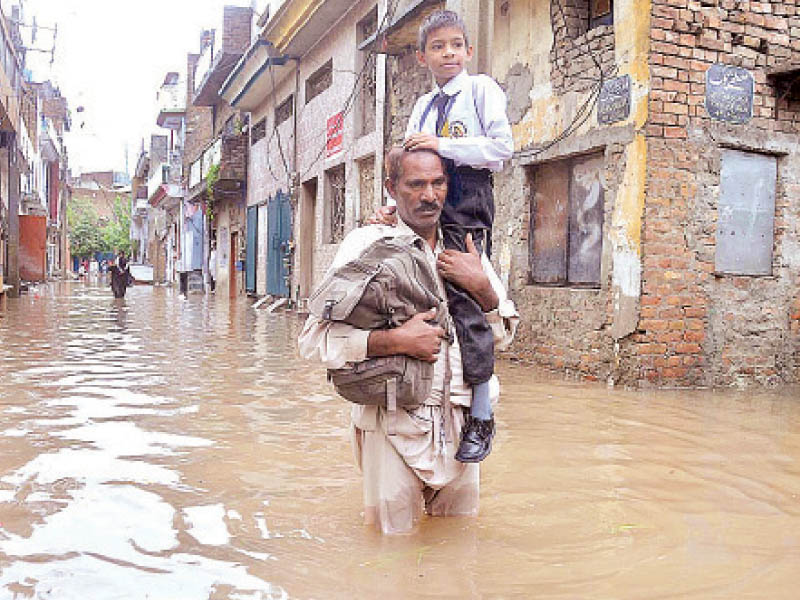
[222,0,387,301]
[184,6,252,297]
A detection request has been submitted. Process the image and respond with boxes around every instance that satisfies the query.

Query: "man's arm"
[367,309,445,363]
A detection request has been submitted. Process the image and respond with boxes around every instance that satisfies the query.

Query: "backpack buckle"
[323,299,334,320]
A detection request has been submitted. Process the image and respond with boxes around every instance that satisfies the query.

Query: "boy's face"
[417,26,473,86]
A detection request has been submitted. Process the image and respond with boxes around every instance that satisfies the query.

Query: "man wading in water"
[299,147,518,534]
[110,250,133,298]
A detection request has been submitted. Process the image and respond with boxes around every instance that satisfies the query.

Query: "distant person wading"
[110,251,133,298]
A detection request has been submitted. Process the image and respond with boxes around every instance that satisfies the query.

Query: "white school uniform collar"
[434,69,469,97]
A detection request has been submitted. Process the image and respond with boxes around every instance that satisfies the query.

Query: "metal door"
[245,205,258,293]
[266,191,291,297]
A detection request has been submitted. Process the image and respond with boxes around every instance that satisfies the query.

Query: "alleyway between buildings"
[1,282,799,598]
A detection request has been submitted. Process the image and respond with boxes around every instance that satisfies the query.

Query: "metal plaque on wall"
[597,75,631,125]
[705,64,754,124]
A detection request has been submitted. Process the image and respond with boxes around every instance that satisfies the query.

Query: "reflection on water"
[1,281,800,599]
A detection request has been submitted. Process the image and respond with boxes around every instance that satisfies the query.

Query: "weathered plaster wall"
[492,0,651,383]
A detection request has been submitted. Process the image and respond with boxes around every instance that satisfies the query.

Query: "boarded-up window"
[325,164,346,244]
[305,60,333,104]
[715,149,777,275]
[529,153,605,286]
[275,94,293,126]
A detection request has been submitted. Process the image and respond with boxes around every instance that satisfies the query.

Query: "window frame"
[528,152,606,288]
[275,94,294,127]
[305,59,333,105]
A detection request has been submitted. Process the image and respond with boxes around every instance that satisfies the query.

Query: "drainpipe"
[7,133,20,297]
[288,56,300,306]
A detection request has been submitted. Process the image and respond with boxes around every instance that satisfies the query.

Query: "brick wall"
[386,49,432,146]
[184,53,213,176]
[221,6,252,55]
[550,0,615,95]
[629,0,800,386]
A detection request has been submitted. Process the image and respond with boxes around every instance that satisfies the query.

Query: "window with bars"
[305,60,333,104]
[356,7,378,136]
[325,164,346,244]
[529,152,605,287]
[251,118,266,145]
[275,94,293,126]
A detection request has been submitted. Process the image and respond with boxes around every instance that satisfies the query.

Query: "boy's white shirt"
[405,69,514,172]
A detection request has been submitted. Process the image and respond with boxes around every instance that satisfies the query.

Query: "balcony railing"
[188,134,246,194]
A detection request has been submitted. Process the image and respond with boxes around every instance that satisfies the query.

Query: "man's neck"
[420,229,437,250]
[396,217,438,250]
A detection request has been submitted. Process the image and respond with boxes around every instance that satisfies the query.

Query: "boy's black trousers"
[441,164,495,386]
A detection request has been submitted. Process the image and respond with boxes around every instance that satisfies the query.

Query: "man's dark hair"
[385,146,447,185]
[418,10,469,52]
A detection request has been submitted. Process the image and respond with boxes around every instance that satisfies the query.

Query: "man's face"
[387,151,447,237]
[417,26,473,86]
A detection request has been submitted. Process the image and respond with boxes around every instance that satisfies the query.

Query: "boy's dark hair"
[418,10,469,52]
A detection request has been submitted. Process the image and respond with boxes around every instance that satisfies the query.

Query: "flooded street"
[1,281,800,599]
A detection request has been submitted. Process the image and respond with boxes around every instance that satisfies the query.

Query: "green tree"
[102,194,132,255]
[67,197,104,258]
[68,194,132,257]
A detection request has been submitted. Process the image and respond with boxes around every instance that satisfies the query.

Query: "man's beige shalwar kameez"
[298,220,518,534]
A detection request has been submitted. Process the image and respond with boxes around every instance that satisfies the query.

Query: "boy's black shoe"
[455,416,495,463]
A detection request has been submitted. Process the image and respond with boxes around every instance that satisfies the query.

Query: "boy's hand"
[404,133,439,152]
[437,234,499,312]
[365,204,397,226]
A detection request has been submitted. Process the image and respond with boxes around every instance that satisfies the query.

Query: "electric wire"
[260,0,400,190]
[513,0,619,161]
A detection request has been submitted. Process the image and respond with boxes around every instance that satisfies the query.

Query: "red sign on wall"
[326,112,344,157]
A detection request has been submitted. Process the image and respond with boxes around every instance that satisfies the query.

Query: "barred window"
[325,164,346,244]
[305,60,333,104]
[275,95,293,126]
[251,118,266,145]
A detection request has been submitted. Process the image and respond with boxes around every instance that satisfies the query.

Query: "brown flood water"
[1,280,799,599]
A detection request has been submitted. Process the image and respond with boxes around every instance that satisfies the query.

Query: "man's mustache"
[416,201,441,212]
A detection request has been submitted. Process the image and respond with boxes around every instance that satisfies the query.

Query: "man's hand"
[367,308,445,362]
[437,234,499,312]
[403,133,439,152]
[365,204,398,226]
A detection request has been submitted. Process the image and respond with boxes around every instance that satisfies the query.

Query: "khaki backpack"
[308,234,452,411]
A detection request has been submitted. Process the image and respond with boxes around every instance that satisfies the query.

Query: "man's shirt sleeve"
[480,252,519,351]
